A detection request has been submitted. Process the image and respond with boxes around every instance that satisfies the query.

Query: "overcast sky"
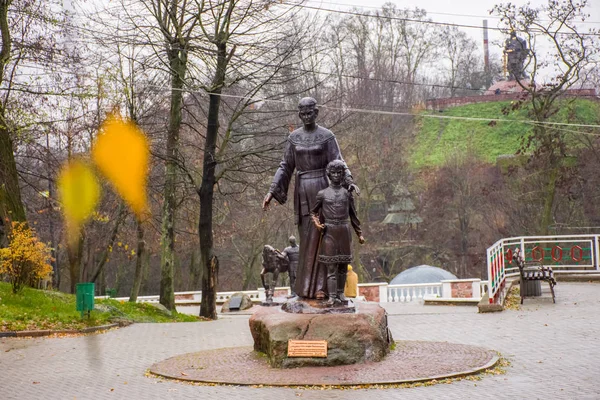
[305,0,600,62]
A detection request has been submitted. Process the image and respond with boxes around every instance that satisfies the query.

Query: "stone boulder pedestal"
[249,301,392,368]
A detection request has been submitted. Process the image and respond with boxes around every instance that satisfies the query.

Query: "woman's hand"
[262,192,273,210]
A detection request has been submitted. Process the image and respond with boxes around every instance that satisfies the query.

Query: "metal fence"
[487,234,600,303]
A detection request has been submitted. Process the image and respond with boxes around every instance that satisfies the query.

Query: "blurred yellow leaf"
[57,160,100,244]
[92,113,150,219]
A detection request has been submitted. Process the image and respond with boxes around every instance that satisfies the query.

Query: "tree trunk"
[0,1,25,246]
[129,218,145,302]
[199,41,228,320]
[189,248,202,291]
[45,132,59,288]
[0,122,25,242]
[242,251,259,291]
[198,90,220,320]
[159,43,187,311]
[540,166,558,235]
[90,202,127,283]
[68,234,84,293]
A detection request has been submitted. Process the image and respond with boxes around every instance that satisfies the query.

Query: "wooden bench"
[513,248,556,304]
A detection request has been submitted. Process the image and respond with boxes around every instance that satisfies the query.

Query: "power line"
[144,84,600,133]
[5,4,599,103]
[325,104,600,131]
[281,1,600,37]
[8,59,493,97]
[304,0,600,24]
[11,52,600,102]
[237,58,600,98]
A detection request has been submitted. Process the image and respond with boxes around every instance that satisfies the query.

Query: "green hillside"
[410,98,600,169]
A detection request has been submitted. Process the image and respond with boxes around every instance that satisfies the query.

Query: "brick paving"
[0,282,599,399]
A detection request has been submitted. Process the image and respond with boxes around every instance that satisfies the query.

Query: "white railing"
[103,289,264,304]
[101,281,487,306]
[215,290,263,303]
[487,234,600,303]
[387,283,442,303]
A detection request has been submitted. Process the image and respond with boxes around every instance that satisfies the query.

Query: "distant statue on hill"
[504,31,529,81]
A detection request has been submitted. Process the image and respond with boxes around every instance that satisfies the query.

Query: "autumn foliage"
[0,222,53,293]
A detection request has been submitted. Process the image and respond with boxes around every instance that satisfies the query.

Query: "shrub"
[0,222,53,293]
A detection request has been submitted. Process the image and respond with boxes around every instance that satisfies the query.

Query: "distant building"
[381,184,422,239]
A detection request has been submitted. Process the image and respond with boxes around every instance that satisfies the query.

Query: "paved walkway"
[1,282,599,399]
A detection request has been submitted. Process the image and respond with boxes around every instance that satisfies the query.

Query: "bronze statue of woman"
[262,97,359,299]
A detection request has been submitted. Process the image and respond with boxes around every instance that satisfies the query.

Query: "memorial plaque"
[228,295,243,311]
[287,340,327,358]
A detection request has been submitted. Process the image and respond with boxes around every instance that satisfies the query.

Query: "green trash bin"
[76,282,95,318]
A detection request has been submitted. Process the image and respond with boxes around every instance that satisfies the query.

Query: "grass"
[0,281,201,332]
[410,98,600,169]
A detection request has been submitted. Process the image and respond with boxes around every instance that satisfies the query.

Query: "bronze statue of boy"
[311,160,365,306]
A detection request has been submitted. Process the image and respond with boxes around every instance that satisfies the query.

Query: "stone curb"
[151,354,501,387]
[424,299,480,306]
[0,323,120,338]
[555,273,600,282]
[149,343,501,387]
[398,354,500,385]
[478,279,517,313]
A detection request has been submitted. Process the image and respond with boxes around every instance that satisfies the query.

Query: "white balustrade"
[101,280,487,306]
[386,283,442,303]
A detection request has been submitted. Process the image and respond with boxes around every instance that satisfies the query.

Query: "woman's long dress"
[269,125,352,298]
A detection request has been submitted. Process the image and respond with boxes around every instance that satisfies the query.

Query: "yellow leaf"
[57,160,100,244]
[92,113,150,219]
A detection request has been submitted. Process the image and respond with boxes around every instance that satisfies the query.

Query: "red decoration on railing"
[551,246,563,262]
[505,248,514,264]
[531,246,544,262]
[570,245,583,262]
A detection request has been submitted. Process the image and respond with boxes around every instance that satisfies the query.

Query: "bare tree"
[0,0,27,245]
[438,26,479,98]
[0,1,87,291]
